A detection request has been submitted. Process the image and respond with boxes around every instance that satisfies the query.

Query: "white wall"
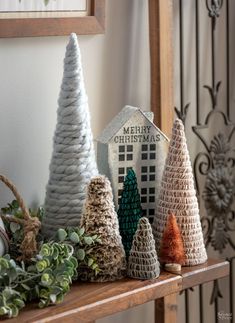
[0,0,150,205]
[0,0,152,322]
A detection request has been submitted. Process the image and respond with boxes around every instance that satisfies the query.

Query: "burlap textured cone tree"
[80,175,126,282]
[160,213,186,273]
[118,169,142,257]
[42,33,98,238]
[128,217,160,280]
[153,119,207,266]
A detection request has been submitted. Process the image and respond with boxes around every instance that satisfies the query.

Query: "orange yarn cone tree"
[153,119,207,266]
[160,213,185,273]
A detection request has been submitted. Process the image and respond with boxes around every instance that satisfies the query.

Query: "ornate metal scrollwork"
[175,0,234,319]
[204,81,221,109]
[192,111,235,253]
[177,0,235,254]
[175,103,190,126]
[206,0,223,18]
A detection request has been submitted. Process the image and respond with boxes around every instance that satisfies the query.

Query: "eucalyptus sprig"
[0,199,102,319]
[0,242,77,318]
[57,227,101,276]
[0,256,26,318]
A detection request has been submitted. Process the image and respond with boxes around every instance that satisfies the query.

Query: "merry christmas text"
[113,126,161,143]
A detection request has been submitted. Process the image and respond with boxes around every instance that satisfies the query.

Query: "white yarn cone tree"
[152,119,207,266]
[128,217,160,280]
[42,33,98,238]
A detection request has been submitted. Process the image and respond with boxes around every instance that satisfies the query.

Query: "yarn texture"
[80,175,126,282]
[118,169,142,257]
[152,119,207,266]
[42,33,98,238]
[128,217,160,280]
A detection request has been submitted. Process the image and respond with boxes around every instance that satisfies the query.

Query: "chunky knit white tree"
[42,33,98,238]
[152,119,207,266]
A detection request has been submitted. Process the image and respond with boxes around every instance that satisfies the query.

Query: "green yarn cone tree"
[118,169,142,257]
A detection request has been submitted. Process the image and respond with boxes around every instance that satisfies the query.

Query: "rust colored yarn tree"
[160,213,185,265]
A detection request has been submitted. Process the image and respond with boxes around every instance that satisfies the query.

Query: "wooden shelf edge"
[4,259,229,323]
[44,276,181,322]
[181,259,230,290]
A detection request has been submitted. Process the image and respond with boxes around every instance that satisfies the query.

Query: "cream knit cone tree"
[80,175,126,282]
[152,119,207,266]
[42,33,98,238]
[128,217,160,280]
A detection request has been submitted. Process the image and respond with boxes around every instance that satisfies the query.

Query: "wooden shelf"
[5,259,229,323]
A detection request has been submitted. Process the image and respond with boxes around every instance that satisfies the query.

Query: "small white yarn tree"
[152,119,207,266]
[128,217,160,280]
[42,33,98,238]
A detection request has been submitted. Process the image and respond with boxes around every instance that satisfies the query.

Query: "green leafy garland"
[0,201,101,319]
[0,242,76,317]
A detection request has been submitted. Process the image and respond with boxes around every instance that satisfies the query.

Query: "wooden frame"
[149,0,174,137]
[0,0,105,38]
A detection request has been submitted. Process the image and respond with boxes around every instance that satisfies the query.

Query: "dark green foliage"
[118,169,142,257]
[1,200,44,222]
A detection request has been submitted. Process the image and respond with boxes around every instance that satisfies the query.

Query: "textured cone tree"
[128,217,160,280]
[42,33,98,238]
[118,169,142,257]
[80,175,126,282]
[153,119,207,266]
[160,212,186,272]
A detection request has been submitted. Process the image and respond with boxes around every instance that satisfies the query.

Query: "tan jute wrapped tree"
[80,175,126,282]
[128,217,160,280]
[152,119,207,266]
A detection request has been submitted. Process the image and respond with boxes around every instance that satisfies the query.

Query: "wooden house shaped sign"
[96,106,169,223]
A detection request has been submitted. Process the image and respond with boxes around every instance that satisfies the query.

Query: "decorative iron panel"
[173,1,235,322]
